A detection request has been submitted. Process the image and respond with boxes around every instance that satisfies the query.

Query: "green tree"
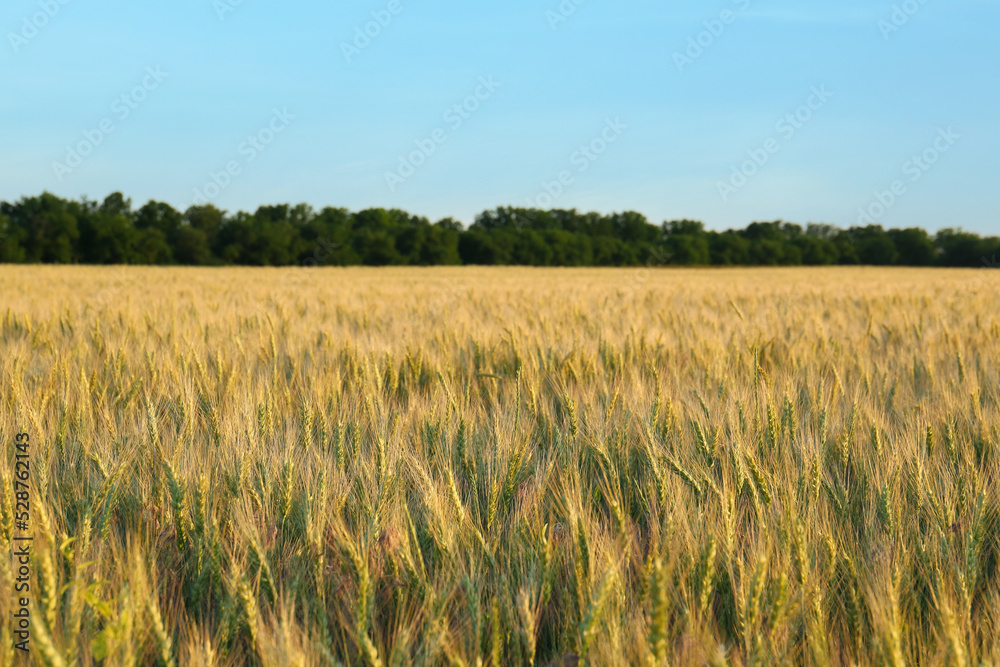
[459,230,511,265]
[134,201,182,263]
[935,228,996,268]
[184,204,225,263]
[0,212,25,262]
[3,191,999,269]
[591,236,638,266]
[75,193,141,264]
[544,230,593,266]
[708,232,750,265]
[2,192,81,263]
[796,236,839,265]
[850,225,899,265]
[665,234,710,265]
[889,228,935,266]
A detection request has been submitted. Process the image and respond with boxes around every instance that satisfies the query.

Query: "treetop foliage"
[1,191,996,267]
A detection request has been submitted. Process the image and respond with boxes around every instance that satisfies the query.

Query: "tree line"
[0,191,997,268]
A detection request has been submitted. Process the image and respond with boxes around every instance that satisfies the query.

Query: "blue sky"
[2,0,997,234]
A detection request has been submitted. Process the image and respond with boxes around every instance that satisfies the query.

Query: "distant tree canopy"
[1,192,997,268]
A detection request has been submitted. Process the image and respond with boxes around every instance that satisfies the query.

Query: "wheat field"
[1,266,999,666]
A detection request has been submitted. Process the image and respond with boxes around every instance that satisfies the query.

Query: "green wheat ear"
[298,396,314,450]
[0,469,14,541]
[517,589,537,666]
[280,458,295,527]
[145,582,176,667]
[162,458,188,551]
[579,572,615,659]
[30,612,66,667]
[647,558,669,665]
[490,598,503,667]
[698,536,717,618]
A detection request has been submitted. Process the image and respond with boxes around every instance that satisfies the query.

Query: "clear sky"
[2,0,997,234]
